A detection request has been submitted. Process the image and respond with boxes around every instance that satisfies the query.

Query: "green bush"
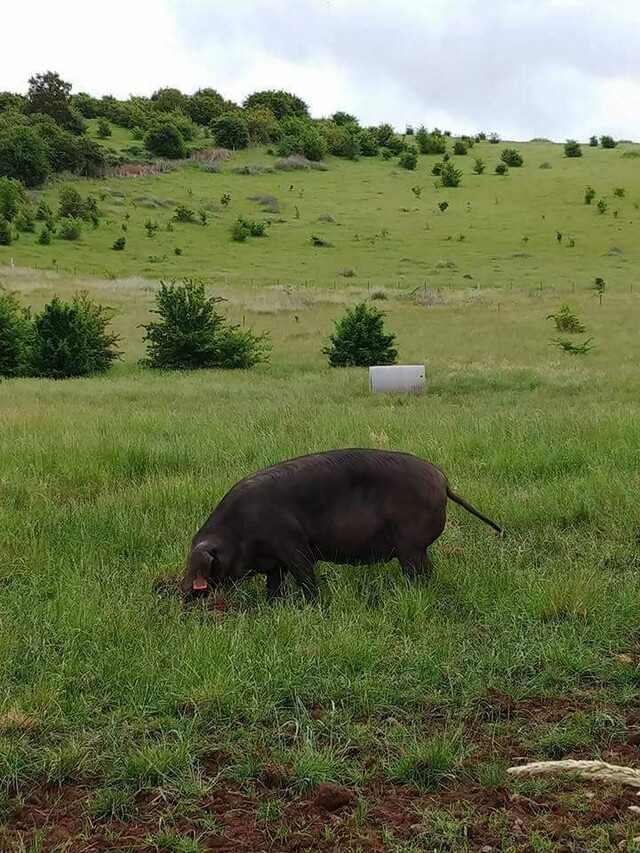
[30,292,121,378]
[112,236,126,250]
[96,117,112,138]
[501,148,523,167]
[439,162,462,187]
[453,140,468,155]
[38,225,52,244]
[299,127,328,162]
[0,215,13,245]
[0,287,32,377]
[14,209,35,232]
[173,204,195,223]
[211,113,249,150]
[323,302,398,367]
[0,124,51,186]
[584,185,596,204]
[589,135,598,147]
[231,217,250,242]
[141,279,271,370]
[472,157,486,174]
[358,129,379,157]
[144,124,186,159]
[58,185,85,219]
[416,128,447,155]
[398,148,418,170]
[596,198,608,214]
[0,176,29,221]
[57,217,82,240]
[35,199,54,223]
[564,139,582,158]
[600,135,617,149]
[495,162,509,175]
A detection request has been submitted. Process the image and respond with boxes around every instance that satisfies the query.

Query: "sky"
[3,0,640,141]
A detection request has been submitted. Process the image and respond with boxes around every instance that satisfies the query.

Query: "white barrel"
[369,365,426,394]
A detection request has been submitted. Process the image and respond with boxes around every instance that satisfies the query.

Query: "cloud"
[2,0,640,140]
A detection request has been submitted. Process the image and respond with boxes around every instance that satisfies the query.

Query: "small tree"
[453,140,468,155]
[30,292,121,378]
[211,113,249,150]
[58,185,85,219]
[489,132,500,144]
[439,162,462,187]
[0,287,32,376]
[495,162,508,175]
[592,277,605,304]
[584,185,596,204]
[57,217,82,240]
[501,148,523,167]
[472,158,485,174]
[323,302,397,367]
[144,124,186,159]
[398,148,418,170]
[589,136,598,147]
[546,305,586,333]
[96,117,112,138]
[552,337,594,355]
[141,279,270,370]
[600,135,617,149]
[596,198,608,214]
[564,140,582,158]
[112,236,126,250]
[0,124,51,186]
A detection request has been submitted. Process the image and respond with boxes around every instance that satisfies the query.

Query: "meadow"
[1,135,640,851]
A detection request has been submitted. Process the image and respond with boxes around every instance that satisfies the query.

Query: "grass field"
[1,138,640,851]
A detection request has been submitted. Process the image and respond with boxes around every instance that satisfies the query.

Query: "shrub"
[613,186,625,198]
[323,302,397,367]
[495,162,509,175]
[0,215,13,245]
[310,234,332,247]
[0,176,29,221]
[112,236,126,250]
[57,217,82,240]
[96,118,112,138]
[501,148,523,167]
[438,201,449,212]
[600,135,617,149]
[398,148,418,170]
[564,139,582,158]
[589,136,598,147]
[358,130,379,157]
[231,217,250,242]
[380,147,392,160]
[546,305,586,333]
[453,140,468,155]
[144,124,186,159]
[299,127,328,162]
[439,162,462,187]
[416,128,447,155]
[249,219,267,237]
[35,199,54,223]
[596,198,608,214]
[58,185,85,219]
[211,113,249,150]
[472,157,485,174]
[145,219,159,237]
[14,209,35,232]
[141,279,270,370]
[0,124,51,186]
[38,225,52,244]
[0,287,32,376]
[584,185,596,204]
[489,132,500,144]
[173,204,195,223]
[30,293,121,378]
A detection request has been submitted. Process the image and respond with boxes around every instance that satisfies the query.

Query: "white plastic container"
[369,365,426,395]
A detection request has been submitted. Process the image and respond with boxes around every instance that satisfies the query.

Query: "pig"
[181,448,503,601]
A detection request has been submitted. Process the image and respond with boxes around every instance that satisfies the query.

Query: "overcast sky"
[3,0,640,140]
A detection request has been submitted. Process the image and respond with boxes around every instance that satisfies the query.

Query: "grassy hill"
[1,136,640,851]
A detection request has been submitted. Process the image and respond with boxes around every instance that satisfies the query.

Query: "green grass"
[1,138,640,846]
[3,138,640,291]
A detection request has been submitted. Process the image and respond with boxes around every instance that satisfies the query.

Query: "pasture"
[1,137,640,851]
